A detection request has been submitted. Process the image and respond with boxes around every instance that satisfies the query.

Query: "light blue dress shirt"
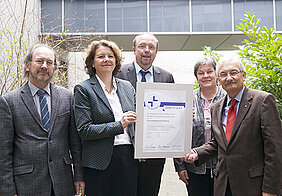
[222,86,245,132]
[134,61,154,83]
[28,82,51,118]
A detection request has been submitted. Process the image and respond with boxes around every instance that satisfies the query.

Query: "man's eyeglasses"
[34,59,54,66]
[219,70,243,78]
[137,44,156,51]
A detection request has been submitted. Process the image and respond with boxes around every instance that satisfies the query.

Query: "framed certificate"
[135,82,193,158]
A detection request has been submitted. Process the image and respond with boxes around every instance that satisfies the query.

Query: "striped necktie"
[37,89,50,131]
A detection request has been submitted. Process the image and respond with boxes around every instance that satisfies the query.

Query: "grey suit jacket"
[195,87,282,196]
[116,62,174,165]
[74,75,136,170]
[0,83,83,196]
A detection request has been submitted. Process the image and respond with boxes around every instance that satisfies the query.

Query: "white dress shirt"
[96,74,132,145]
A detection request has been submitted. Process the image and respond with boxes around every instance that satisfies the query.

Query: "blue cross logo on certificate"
[145,95,160,110]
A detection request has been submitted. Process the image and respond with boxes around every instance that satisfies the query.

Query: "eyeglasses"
[197,71,215,77]
[137,44,156,51]
[219,70,243,78]
[34,59,54,66]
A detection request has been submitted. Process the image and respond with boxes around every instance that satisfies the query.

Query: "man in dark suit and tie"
[182,56,282,196]
[116,33,174,196]
[0,44,85,196]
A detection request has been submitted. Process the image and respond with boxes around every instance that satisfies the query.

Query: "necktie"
[225,99,237,143]
[37,89,50,131]
[140,70,149,82]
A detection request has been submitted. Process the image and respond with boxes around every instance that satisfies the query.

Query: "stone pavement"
[158,158,187,196]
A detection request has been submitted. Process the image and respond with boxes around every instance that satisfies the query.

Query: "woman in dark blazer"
[74,40,138,196]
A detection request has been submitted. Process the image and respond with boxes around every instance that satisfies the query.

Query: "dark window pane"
[65,0,105,33]
[192,0,231,32]
[41,0,62,33]
[108,0,147,32]
[234,0,273,30]
[150,0,189,32]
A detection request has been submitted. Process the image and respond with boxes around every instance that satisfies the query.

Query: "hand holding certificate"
[135,82,193,158]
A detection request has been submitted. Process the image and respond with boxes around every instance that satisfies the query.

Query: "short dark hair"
[24,44,57,77]
[194,56,217,79]
[84,40,122,76]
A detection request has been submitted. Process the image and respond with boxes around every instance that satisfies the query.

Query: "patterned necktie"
[225,99,237,143]
[37,89,50,131]
[140,70,149,82]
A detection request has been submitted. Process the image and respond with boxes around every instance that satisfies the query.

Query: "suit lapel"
[115,78,135,140]
[229,88,252,143]
[153,66,161,82]
[20,83,45,130]
[90,75,113,112]
[126,63,137,89]
[49,84,60,133]
[215,96,229,148]
[116,79,129,112]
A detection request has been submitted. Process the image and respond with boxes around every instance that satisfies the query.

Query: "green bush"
[236,12,282,119]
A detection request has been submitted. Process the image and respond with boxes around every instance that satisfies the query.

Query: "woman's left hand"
[121,111,137,129]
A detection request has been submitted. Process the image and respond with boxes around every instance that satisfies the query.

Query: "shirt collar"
[226,85,245,105]
[28,81,51,96]
[134,61,153,75]
[95,74,117,93]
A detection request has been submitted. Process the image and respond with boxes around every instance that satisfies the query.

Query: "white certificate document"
[135,82,193,158]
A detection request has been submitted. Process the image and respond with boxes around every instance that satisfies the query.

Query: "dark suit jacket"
[74,75,136,170]
[116,62,175,165]
[195,87,282,196]
[0,83,83,196]
[116,62,174,89]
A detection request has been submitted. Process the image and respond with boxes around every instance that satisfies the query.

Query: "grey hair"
[24,44,57,77]
[216,56,245,76]
[194,56,217,78]
[133,33,159,50]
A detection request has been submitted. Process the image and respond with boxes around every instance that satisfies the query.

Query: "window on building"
[41,0,62,33]
[65,0,105,33]
[149,0,189,32]
[234,0,273,30]
[108,0,147,32]
[192,0,231,32]
[276,0,282,30]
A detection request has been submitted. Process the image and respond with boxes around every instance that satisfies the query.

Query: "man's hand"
[181,149,198,163]
[178,170,189,185]
[75,181,85,196]
[262,192,276,196]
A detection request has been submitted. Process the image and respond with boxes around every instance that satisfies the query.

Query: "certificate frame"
[135,82,193,158]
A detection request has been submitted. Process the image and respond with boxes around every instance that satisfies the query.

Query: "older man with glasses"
[182,56,282,196]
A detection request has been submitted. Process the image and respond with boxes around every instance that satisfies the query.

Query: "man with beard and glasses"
[116,33,174,196]
[0,44,85,196]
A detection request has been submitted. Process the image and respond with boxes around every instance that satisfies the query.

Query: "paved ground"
[158,158,187,196]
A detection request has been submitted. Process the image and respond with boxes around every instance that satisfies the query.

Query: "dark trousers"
[84,145,139,196]
[186,169,214,196]
[137,159,165,196]
[225,180,232,196]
